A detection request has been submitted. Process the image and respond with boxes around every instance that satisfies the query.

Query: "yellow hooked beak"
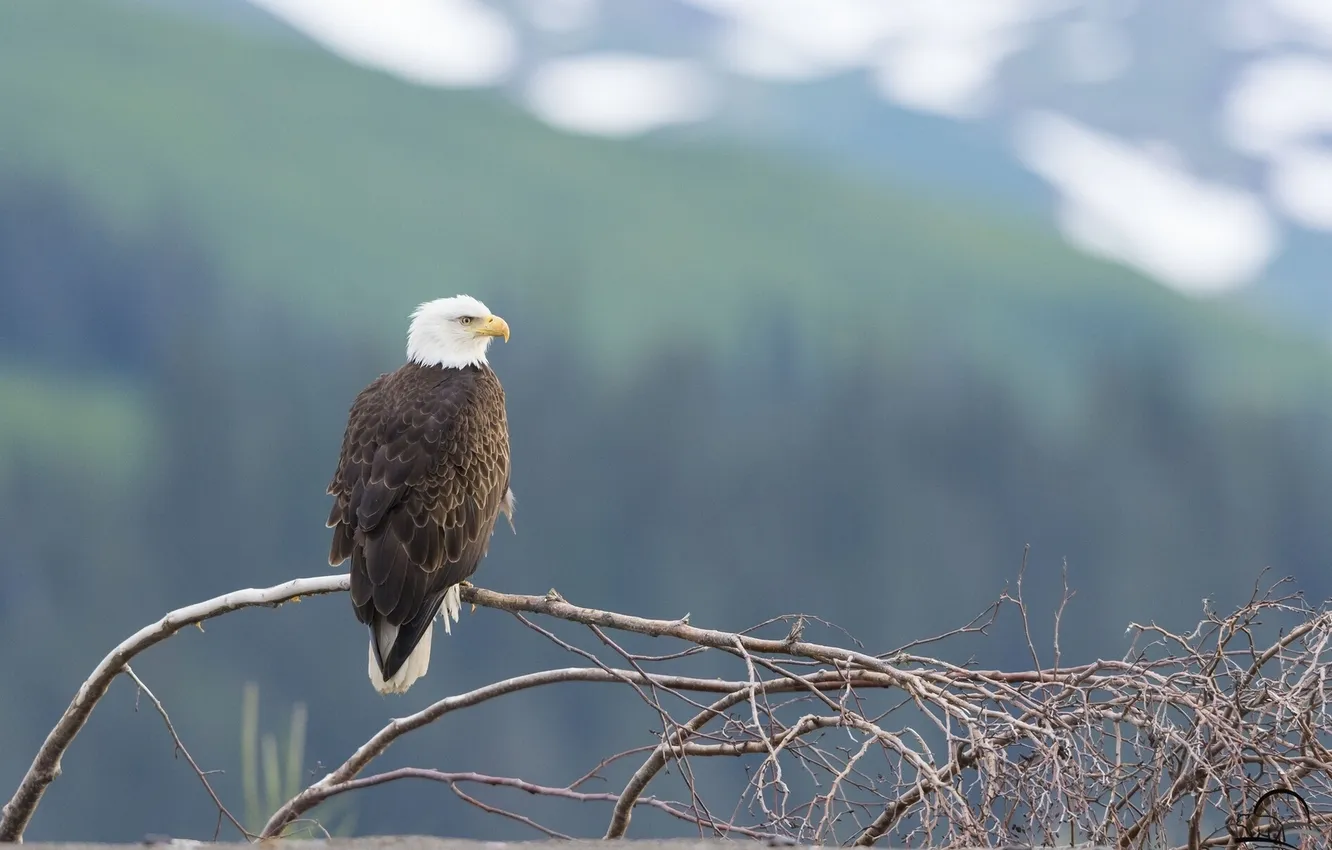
[475,314,510,342]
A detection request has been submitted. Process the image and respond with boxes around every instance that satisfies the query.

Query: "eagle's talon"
[545,588,565,603]
[458,580,478,614]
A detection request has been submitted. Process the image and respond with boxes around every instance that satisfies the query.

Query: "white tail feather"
[374,619,399,665]
[366,584,465,695]
[501,488,517,534]
[440,582,462,634]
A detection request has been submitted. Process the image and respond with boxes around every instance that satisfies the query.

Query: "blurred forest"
[5,0,1332,842]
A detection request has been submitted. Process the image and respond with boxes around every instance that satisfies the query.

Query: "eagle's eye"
[459,316,474,325]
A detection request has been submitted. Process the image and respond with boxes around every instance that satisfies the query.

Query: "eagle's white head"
[406,294,511,369]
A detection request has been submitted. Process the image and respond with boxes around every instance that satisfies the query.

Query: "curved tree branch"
[260,667,898,837]
[0,574,348,842]
[312,767,778,840]
[606,684,819,838]
[461,586,905,680]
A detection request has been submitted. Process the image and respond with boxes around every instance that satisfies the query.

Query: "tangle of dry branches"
[4,569,1332,849]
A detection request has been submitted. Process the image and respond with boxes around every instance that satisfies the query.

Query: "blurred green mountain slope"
[2,0,1329,420]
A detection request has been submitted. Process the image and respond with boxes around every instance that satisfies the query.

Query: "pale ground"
[20,839,1115,850]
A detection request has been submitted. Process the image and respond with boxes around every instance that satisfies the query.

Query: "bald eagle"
[327,295,514,694]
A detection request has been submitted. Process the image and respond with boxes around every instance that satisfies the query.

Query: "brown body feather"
[327,361,510,684]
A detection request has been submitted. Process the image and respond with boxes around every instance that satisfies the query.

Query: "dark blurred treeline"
[3,173,1332,841]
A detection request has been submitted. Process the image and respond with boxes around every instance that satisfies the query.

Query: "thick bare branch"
[460,586,905,678]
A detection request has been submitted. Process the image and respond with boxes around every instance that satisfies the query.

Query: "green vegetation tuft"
[240,681,356,839]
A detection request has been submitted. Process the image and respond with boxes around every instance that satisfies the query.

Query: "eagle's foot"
[459,580,477,614]
[545,587,565,603]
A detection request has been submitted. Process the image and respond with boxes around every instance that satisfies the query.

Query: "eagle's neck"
[403,360,488,381]
[409,350,488,369]
[406,334,490,370]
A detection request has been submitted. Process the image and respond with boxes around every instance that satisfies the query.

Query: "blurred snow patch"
[1224,52,1332,233]
[1269,146,1332,231]
[716,24,838,82]
[524,54,716,138]
[693,0,1064,116]
[1224,54,1332,157]
[245,0,515,86]
[867,0,1061,119]
[690,0,893,77]
[874,33,1027,118]
[1271,0,1332,48]
[1015,111,1278,295]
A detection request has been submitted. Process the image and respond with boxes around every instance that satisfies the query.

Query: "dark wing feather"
[328,373,388,565]
[327,364,510,682]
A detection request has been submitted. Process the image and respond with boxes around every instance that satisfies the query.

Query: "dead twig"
[122,666,252,842]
